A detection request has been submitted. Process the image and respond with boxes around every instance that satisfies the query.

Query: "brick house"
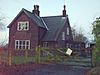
[7,5,85,50]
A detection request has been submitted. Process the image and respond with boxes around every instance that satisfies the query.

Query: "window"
[43,42,48,47]
[66,43,69,48]
[17,21,29,31]
[62,32,65,40]
[67,27,69,35]
[15,40,30,50]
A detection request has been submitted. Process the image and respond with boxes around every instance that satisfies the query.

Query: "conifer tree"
[92,17,100,66]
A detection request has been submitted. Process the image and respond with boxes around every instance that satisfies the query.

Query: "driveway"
[0,63,89,75]
[23,64,88,75]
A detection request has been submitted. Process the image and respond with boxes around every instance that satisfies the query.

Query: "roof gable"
[7,8,71,42]
[41,16,70,41]
[7,8,48,29]
[7,8,25,28]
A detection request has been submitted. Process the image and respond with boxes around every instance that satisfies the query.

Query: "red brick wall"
[9,12,39,50]
[38,27,47,43]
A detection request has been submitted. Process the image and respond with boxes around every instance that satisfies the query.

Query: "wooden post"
[8,50,12,66]
[0,50,1,64]
[35,45,41,64]
[35,46,38,63]
[25,50,28,63]
[38,45,40,64]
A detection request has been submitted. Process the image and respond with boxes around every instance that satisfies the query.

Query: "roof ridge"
[22,8,32,14]
[41,15,64,18]
[8,8,47,29]
[8,8,29,28]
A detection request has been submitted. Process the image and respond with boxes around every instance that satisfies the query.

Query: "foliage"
[92,17,100,66]
[89,67,100,75]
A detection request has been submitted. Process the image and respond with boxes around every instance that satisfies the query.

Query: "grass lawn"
[12,56,35,64]
[11,55,69,64]
[12,55,56,64]
[1,50,91,65]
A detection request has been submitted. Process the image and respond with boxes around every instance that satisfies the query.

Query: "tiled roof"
[23,8,48,29]
[25,9,70,41]
[8,8,70,42]
[41,16,68,41]
[24,9,69,41]
[8,8,48,29]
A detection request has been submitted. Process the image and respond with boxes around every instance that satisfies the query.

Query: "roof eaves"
[7,8,25,28]
[23,10,46,29]
[34,14,46,28]
[41,18,49,30]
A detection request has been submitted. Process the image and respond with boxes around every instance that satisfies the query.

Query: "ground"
[0,49,91,75]
[0,63,89,75]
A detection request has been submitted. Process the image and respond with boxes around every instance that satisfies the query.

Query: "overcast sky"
[0,0,100,42]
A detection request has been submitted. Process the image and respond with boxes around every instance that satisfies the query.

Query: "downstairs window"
[15,40,30,50]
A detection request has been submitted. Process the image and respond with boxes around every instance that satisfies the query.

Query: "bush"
[88,67,100,75]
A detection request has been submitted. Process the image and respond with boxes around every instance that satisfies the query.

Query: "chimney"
[62,5,66,17]
[32,5,40,16]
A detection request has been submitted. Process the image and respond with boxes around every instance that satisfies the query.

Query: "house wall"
[57,24,66,48]
[38,27,47,43]
[65,20,73,41]
[41,41,57,48]
[57,21,73,48]
[9,12,39,50]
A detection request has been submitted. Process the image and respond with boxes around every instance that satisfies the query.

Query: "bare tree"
[72,26,87,42]
[0,11,6,31]
[0,12,7,47]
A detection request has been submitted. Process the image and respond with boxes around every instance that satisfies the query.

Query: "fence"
[0,47,92,65]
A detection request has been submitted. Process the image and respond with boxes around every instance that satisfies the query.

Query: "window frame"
[43,42,48,47]
[66,27,70,35]
[15,40,30,50]
[17,21,29,31]
[62,32,65,40]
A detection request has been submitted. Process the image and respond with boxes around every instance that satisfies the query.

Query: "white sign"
[66,48,72,56]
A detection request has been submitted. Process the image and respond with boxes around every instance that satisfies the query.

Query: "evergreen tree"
[92,17,100,66]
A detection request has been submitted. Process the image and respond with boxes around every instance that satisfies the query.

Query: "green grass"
[12,56,55,64]
[12,56,35,64]
[1,50,89,65]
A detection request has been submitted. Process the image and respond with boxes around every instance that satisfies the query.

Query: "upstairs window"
[15,40,30,50]
[62,32,65,40]
[17,21,29,31]
[67,27,69,35]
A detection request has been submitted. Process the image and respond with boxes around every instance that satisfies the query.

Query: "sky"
[0,0,100,43]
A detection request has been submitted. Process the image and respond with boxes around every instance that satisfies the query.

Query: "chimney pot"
[32,5,40,16]
[63,5,66,17]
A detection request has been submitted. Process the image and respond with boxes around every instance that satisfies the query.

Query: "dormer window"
[67,27,69,35]
[17,21,29,31]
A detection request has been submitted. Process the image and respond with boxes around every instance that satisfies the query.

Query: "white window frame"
[43,42,48,47]
[67,27,69,35]
[66,43,69,48]
[15,40,30,50]
[17,21,29,31]
[62,32,65,40]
